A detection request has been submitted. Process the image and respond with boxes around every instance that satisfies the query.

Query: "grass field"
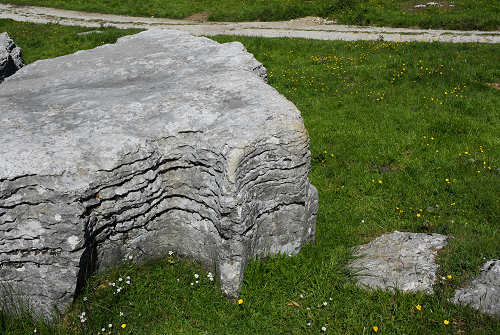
[1,20,500,334]
[1,0,500,31]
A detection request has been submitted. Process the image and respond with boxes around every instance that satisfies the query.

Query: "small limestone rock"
[0,32,24,82]
[451,259,500,318]
[349,231,448,293]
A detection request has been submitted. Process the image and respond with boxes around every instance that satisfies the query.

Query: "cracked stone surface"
[349,231,448,293]
[0,32,24,82]
[0,28,318,318]
[451,259,500,318]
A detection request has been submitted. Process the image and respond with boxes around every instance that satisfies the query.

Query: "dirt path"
[1,3,499,43]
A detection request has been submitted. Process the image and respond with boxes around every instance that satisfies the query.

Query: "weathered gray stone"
[0,29,318,318]
[451,259,500,318]
[0,32,24,82]
[349,231,447,293]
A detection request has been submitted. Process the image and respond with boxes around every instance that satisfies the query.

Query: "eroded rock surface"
[349,231,447,293]
[0,32,24,82]
[451,259,500,318]
[0,29,318,318]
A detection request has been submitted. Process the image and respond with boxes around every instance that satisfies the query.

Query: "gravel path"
[1,3,500,43]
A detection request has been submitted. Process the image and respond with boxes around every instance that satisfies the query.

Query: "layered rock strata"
[0,29,318,318]
[349,231,448,293]
[0,32,24,82]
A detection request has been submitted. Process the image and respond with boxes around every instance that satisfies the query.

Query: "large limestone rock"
[0,32,24,82]
[451,259,500,318]
[349,231,448,293]
[0,29,318,318]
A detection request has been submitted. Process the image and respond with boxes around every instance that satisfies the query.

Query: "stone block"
[0,29,318,318]
[0,32,24,82]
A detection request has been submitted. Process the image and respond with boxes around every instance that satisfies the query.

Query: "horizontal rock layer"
[0,29,318,318]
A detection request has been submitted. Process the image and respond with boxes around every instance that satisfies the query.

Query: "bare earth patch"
[186,12,210,22]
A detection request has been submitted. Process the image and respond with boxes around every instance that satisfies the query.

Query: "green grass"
[1,0,500,30]
[1,19,500,334]
[0,20,141,64]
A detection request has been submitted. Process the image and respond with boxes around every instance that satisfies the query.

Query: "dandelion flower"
[238,298,243,305]
[417,213,421,217]
[447,274,452,279]
[372,326,379,332]
[121,324,126,329]
[443,320,450,325]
